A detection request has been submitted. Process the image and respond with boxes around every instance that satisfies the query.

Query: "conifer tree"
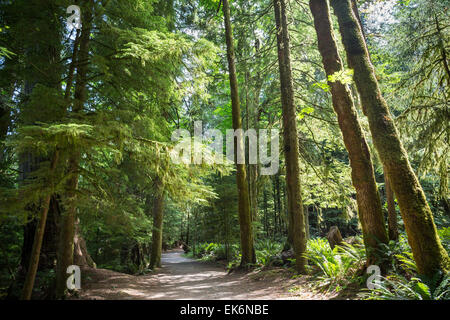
[222,0,256,266]
[273,0,307,273]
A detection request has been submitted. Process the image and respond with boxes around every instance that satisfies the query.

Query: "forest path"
[76,249,328,300]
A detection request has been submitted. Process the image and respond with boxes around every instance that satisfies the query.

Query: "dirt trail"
[76,249,327,300]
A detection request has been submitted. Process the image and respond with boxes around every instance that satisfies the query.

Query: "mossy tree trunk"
[222,0,256,266]
[330,0,449,276]
[273,0,307,273]
[150,179,165,269]
[384,166,398,241]
[309,0,388,264]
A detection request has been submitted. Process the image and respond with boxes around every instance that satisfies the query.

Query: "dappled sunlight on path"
[76,250,326,300]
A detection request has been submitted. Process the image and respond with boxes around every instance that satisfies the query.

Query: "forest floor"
[73,249,357,300]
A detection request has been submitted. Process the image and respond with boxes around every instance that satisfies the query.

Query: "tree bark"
[330,0,449,276]
[273,0,307,273]
[150,179,165,269]
[222,0,256,266]
[304,206,310,240]
[309,0,388,264]
[384,166,398,241]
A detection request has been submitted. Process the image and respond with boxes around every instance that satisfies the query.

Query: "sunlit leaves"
[327,69,354,85]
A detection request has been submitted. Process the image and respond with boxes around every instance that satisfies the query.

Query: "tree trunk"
[186,208,190,245]
[56,4,92,297]
[273,0,307,273]
[17,1,67,297]
[223,207,231,261]
[309,0,388,264]
[249,156,258,222]
[21,150,59,300]
[330,0,449,276]
[238,2,260,225]
[222,0,256,266]
[275,173,282,236]
[248,66,261,224]
[272,176,279,238]
[150,179,165,269]
[263,187,268,237]
[384,166,398,241]
[304,206,310,240]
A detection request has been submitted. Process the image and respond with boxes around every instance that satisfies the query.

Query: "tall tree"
[0,0,65,298]
[55,1,93,298]
[222,0,256,266]
[236,0,262,224]
[149,178,165,269]
[309,0,388,264]
[330,0,449,276]
[273,0,307,273]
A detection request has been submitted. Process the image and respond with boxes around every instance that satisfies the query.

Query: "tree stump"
[327,226,343,249]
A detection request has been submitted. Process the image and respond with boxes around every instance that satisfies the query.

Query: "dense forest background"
[0,0,449,300]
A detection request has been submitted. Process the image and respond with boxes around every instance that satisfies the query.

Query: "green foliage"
[437,227,450,253]
[193,242,239,262]
[375,234,415,274]
[0,46,14,59]
[0,217,22,296]
[362,272,450,300]
[312,81,330,92]
[192,239,284,268]
[305,237,366,291]
[366,0,450,200]
[254,240,283,267]
[0,0,449,300]
[362,231,450,300]
[327,69,354,85]
[395,252,418,275]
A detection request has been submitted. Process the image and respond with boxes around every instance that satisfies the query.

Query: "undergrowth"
[187,228,450,300]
